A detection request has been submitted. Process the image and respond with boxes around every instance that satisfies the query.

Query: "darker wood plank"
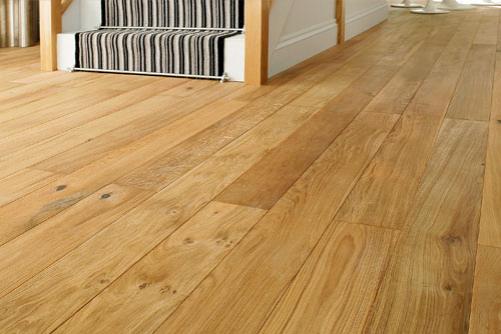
[216,61,411,210]
[154,112,398,334]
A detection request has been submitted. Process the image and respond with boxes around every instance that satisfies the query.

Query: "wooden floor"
[0,7,500,334]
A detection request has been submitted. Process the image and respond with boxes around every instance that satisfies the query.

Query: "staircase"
[74,0,244,80]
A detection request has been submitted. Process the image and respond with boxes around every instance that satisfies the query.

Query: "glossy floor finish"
[1,8,500,334]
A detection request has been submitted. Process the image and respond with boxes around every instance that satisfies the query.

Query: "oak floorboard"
[0,88,123,138]
[363,14,467,115]
[473,9,499,46]
[364,119,489,333]
[55,202,267,334]
[469,245,501,334]
[0,104,318,333]
[478,53,501,247]
[216,61,406,210]
[215,16,460,211]
[0,89,265,246]
[0,83,190,174]
[155,112,398,334]
[0,9,498,334]
[33,83,245,174]
[261,222,399,334]
[446,44,496,121]
[337,15,481,229]
[0,184,153,297]
[0,168,61,207]
[116,61,361,191]
[290,15,428,109]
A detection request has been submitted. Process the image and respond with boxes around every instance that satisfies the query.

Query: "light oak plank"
[0,104,318,333]
[0,81,189,172]
[217,60,406,209]
[290,15,429,109]
[155,112,398,333]
[0,169,61,207]
[56,202,266,333]
[364,14,466,114]
[446,44,496,121]
[261,222,399,334]
[0,184,153,297]
[116,61,357,191]
[0,89,262,245]
[478,52,501,247]
[33,83,244,174]
[337,16,481,229]
[469,245,501,334]
[365,119,488,333]
[0,88,122,137]
[473,9,499,46]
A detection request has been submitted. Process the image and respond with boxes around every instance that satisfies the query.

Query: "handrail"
[61,0,74,14]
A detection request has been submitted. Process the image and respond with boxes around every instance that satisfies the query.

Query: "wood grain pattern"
[116,62,360,191]
[469,245,501,334]
[0,169,61,207]
[244,0,269,85]
[217,62,404,209]
[261,222,399,334]
[364,14,464,115]
[337,16,479,228]
[56,202,266,333]
[39,0,61,71]
[0,184,152,297]
[0,105,317,333]
[478,53,501,247]
[33,84,244,174]
[0,9,498,333]
[155,112,398,333]
[446,44,496,121]
[365,119,488,333]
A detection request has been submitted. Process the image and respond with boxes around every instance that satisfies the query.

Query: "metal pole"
[99,26,245,32]
[72,67,229,82]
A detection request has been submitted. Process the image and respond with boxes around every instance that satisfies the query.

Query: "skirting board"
[345,4,388,41]
[269,20,338,77]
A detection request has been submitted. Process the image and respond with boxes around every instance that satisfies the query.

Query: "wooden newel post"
[244,0,270,86]
[336,0,345,44]
[39,0,62,71]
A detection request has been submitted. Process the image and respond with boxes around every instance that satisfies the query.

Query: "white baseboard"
[57,33,76,71]
[345,4,388,41]
[269,20,338,77]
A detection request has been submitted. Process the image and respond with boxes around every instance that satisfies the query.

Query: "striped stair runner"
[76,0,244,78]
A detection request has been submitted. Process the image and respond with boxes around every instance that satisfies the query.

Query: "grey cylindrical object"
[0,0,39,48]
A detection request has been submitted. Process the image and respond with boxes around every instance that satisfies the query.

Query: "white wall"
[62,0,101,32]
[345,0,388,40]
[268,0,338,77]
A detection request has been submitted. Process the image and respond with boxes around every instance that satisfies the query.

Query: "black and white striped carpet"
[102,0,244,29]
[76,0,244,78]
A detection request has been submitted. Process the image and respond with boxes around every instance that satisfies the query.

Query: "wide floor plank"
[337,15,480,229]
[261,222,399,334]
[0,9,498,334]
[365,119,488,333]
[156,112,397,333]
[56,202,266,333]
[469,245,501,334]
